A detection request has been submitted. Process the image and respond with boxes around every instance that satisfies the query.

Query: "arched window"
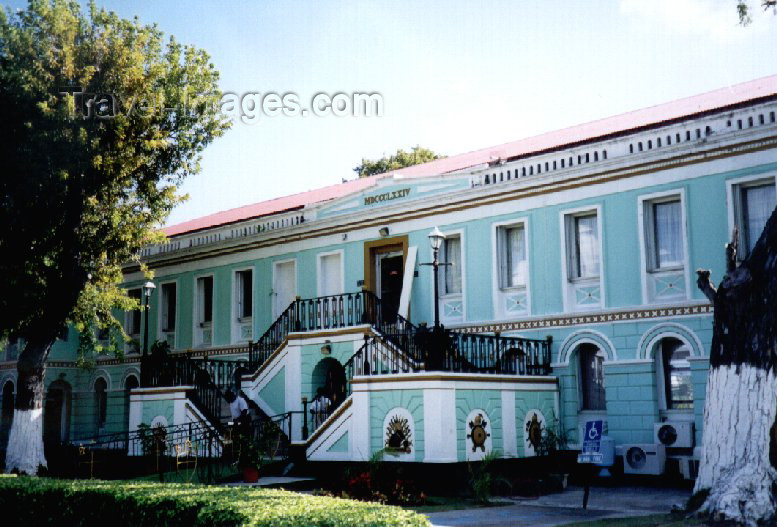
[124,375,139,392]
[657,338,693,410]
[578,344,606,411]
[94,378,108,434]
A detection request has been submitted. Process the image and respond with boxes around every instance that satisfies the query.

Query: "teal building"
[2,75,777,477]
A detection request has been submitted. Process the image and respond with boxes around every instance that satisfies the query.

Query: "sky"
[7,0,777,226]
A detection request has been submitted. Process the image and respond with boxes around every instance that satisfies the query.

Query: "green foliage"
[467,451,503,504]
[0,0,230,353]
[331,451,427,506]
[738,1,777,25]
[136,422,167,457]
[0,476,431,527]
[354,146,443,178]
[236,434,264,470]
[535,418,570,458]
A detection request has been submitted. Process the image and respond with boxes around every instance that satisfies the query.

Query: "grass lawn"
[562,513,705,527]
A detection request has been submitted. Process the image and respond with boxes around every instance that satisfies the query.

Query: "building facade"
[2,76,777,476]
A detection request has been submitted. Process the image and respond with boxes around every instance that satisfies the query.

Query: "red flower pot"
[242,467,260,483]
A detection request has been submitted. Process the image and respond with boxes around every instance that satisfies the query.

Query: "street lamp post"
[420,227,450,371]
[142,281,156,356]
[427,227,445,329]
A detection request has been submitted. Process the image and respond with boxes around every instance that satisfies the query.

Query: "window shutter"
[498,228,508,289]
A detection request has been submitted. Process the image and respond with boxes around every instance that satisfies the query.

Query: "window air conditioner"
[622,444,666,475]
[654,421,694,448]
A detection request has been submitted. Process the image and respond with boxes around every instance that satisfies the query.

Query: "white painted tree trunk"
[694,364,777,526]
[4,408,47,475]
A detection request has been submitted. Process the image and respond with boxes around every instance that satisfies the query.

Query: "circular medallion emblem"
[468,413,490,452]
[526,413,542,450]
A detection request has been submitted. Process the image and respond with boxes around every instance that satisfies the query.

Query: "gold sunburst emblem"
[385,415,412,453]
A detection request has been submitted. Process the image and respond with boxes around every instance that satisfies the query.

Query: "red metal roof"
[164,177,379,236]
[164,74,777,237]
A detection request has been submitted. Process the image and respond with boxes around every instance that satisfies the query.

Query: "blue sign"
[578,420,604,464]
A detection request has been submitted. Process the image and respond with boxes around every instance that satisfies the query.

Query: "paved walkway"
[223,476,316,488]
[426,485,691,527]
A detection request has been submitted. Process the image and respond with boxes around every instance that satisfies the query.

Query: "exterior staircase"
[139,289,554,458]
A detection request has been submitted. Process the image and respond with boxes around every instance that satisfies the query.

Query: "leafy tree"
[353,146,443,178]
[0,0,229,473]
[737,0,777,25]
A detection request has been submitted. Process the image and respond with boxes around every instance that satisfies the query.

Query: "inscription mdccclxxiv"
[364,188,411,206]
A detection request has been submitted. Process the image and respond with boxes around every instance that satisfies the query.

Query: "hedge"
[0,476,431,527]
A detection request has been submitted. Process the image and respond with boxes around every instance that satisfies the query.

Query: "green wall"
[369,389,424,462]
[456,389,502,460]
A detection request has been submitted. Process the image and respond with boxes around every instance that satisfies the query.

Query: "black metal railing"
[49,421,226,482]
[300,394,352,440]
[345,330,552,380]
[443,332,552,374]
[197,357,250,393]
[51,411,295,481]
[140,354,227,430]
[248,291,377,370]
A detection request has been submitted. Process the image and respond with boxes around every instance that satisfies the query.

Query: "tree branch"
[696,269,717,302]
[726,226,739,274]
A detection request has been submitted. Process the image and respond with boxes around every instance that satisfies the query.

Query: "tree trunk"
[695,365,777,525]
[4,337,53,475]
[694,210,777,527]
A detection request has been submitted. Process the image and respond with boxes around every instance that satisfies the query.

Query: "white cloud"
[620,0,774,40]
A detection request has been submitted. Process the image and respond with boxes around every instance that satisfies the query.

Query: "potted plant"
[237,436,263,483]
[536,419,572,490]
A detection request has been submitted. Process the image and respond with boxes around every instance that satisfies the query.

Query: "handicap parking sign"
[578,420,604,464]
[583,420,603,451]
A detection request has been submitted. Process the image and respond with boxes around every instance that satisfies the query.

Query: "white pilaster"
[285,344,302,441]
[423,387,457,462]
[351,389,370,461]
[501,390,517,457]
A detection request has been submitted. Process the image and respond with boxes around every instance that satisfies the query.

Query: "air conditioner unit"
[654,421,694,448]
[622,444,666,475]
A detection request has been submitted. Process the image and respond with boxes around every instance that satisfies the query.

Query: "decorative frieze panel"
[442,297,464,325]
[574,284,601,308]
[201,329,212,347]
[455,303,713,334]
[649,271,686,302]
[504,291,528,317]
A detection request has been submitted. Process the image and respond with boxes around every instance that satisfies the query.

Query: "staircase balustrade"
[248,291,376,369]
[344,330,552,380]
[140,354,227,430]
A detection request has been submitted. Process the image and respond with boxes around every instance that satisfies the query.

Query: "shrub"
[0,477,430,527]
[337,450,427,506]
[468,451,503,504]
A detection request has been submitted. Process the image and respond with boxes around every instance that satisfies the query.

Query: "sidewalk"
[426,485,691,527]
